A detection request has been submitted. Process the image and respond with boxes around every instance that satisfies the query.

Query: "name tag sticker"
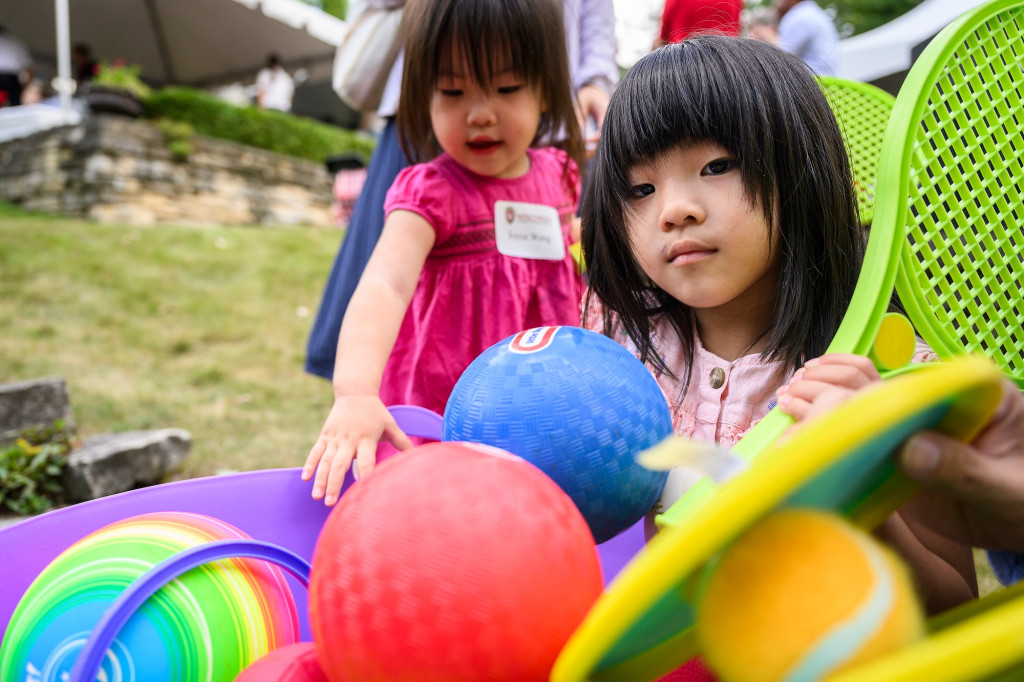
[494,200,566,261]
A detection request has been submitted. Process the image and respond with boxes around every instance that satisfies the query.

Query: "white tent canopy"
[0,0,346,89]
[837,0,989,85]
[0,0,350,141]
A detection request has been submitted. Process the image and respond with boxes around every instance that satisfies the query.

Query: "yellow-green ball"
[697,509,925,682]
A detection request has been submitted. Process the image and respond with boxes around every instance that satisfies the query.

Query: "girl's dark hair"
[397,0,583,170]
[582,36,862,385]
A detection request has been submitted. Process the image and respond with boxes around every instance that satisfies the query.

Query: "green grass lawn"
[0,204,342,478]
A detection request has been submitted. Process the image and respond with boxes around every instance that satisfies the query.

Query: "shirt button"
[709,367,726,389]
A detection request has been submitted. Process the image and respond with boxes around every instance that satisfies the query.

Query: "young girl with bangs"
[582,36,978,616]
[303,0,584,506]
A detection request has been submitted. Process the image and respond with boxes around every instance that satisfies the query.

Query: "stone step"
[0,377,75,445]
[64,428,192,501]
[0,377,191,504]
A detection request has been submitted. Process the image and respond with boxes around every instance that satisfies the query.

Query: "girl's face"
[625,141,780,319]
[429,54,544,179]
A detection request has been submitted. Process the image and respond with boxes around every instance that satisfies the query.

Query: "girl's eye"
[630,183,655,198]
[704,158,736,176]
[497,85,522,95]
[439,89,463,97]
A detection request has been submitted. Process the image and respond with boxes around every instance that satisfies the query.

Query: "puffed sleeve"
[383,162,456,242]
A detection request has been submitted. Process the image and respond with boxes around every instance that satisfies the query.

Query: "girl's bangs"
[605,45,756,172]
[438,6,533,89]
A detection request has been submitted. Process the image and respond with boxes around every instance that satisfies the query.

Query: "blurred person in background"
[0,24,33,106]
[256,53,295,112]
[73,42,98,88]
[745,5,778,42]
[773,0,839,75]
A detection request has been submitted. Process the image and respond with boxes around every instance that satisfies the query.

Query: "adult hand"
[302,394,413,505]
[576,84,609,158]
[898,381,1024,552]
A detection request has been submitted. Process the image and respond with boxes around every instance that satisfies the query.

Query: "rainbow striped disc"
[0,512,300,682]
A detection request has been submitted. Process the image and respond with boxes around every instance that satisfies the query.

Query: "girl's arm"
[302,209,436,505]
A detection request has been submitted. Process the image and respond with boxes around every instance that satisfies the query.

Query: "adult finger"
[898,431,1001,498]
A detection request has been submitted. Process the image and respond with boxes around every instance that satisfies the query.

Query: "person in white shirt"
[0,24,33,106]
[256,53,295,112]
[775,0,839,76]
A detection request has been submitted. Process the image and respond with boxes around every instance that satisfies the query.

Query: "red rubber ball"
[309,441,603,681]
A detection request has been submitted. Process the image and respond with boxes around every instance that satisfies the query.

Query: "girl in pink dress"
[303,0,584,506]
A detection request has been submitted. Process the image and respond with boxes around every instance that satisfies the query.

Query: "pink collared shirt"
[583,295,936,447]
[584,298,787,447]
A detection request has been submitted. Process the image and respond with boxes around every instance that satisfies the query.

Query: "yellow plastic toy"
[551,356,1009,682]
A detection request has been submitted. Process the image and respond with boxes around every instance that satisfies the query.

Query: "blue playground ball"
[443,326,671,543]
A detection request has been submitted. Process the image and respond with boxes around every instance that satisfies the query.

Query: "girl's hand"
[302,395,414,505]
[775,353,881,422]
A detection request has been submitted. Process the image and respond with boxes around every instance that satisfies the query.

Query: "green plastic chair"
[819,76,897,226]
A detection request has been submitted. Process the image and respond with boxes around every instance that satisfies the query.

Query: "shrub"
[145,87,375,165]
[153,118,195,161]
[93,60,152,99]
[0,421,73,515]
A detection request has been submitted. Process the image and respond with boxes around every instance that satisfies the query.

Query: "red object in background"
[332,167,367,226]
[230,642,328,682]
[658,658,717,681]
[658,0,743,44]
[0,90,8,107]
[309,442,603,681]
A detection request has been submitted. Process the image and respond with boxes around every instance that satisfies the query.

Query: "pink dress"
[379,148,582,415]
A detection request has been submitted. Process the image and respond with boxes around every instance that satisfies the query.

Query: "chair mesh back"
[820,77,896,226]
[891,0,1024,386]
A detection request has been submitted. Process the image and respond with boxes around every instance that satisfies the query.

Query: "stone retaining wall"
[0,114,334,227]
